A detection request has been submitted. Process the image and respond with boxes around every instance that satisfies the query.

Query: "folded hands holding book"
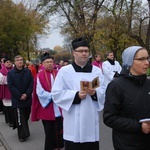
[79,76,100,100]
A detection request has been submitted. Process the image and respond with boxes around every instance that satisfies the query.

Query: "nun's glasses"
[134,57,150,62]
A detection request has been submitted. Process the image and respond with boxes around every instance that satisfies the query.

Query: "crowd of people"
[0,37,150,150]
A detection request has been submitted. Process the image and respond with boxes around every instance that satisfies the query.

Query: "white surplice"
[36,74,61,117]
[102,60,122,86]
[51,64,106,143]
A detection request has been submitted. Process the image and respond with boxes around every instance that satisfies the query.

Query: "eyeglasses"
[134,57,150,62]
[74,50,90,53]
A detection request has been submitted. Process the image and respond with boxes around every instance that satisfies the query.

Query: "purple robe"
[0,65,12,100]
[31,69,60,121]
[92,61,103,69]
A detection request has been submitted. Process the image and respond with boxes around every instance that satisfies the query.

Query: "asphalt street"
[0,111,113,150]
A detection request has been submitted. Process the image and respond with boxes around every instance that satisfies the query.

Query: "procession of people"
[0,37,150,150]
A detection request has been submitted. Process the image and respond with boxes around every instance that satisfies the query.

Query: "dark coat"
[103,69,150,150]
[7,66,33,108]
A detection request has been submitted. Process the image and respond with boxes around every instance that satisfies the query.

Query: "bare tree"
[36,0,150,57]
[37,0,106,56]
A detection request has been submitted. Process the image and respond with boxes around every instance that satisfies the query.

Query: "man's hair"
[14,55,23,60]
[95,53,102,58]
[105,51,113,57]
[94,53,103,61]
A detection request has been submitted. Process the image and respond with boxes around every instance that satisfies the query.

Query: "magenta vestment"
[0,65,12,99]
[31,69,59,121]
[92,61,103,69]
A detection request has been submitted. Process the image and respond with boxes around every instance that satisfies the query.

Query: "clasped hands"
[20,94,27,100]
[79,88,96,100]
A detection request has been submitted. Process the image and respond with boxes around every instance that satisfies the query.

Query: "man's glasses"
[74,50,90,53]
[134,57,150,62]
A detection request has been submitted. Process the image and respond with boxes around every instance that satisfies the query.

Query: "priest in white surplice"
[51,37,106,150]
[102,51,122,87]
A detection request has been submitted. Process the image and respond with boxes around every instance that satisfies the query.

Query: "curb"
[0,133,11,150]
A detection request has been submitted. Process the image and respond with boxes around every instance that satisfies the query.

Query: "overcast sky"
[38,30,64,49]
[38,15,64,49]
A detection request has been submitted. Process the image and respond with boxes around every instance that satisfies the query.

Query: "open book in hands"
[80,76,100,91]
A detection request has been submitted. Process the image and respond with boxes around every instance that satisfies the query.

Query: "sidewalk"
[0,132,8,150]
[0,112,45,150]
[0,113,10,150]
[0,140,6,150]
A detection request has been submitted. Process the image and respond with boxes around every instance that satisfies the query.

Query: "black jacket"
[103,69,150,150]
[7,67,33,108]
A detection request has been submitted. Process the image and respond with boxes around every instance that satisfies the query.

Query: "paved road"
[0,111,113,150]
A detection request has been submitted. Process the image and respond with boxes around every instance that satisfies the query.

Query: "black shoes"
[9,123,13,127]
[19,134,30,142]
[19,138,25,142]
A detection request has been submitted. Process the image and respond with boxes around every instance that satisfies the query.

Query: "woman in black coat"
[103,46,150,150]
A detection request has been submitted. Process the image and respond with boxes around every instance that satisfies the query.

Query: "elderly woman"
[103,46,150,150]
